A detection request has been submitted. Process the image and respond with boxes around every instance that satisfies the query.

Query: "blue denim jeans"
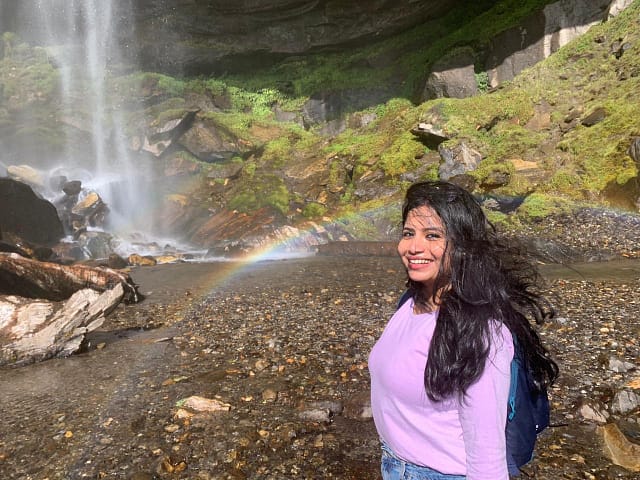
[381,442,466,480]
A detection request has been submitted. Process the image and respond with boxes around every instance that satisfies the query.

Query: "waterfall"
[7,0,153,236]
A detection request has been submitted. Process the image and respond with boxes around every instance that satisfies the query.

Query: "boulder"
[627,137,640,164]
[6,164,45,189]
[438,141,483,180]
[178,119,242,163]
[72,191,109,228]
[143,110,199,158]
[411,123,451,150]
[0,178,64,246]
[422,47,478,101]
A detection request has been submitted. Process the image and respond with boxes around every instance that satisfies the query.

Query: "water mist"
[8,0,155,239]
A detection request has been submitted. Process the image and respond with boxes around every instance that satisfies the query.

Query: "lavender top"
[369,298,514,480]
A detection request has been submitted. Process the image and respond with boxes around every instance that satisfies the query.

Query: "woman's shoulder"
[488,320,515,358]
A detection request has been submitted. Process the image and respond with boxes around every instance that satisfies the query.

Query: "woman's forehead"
[405,205,443,228]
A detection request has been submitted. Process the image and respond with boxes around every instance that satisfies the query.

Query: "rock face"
[0,178,64,246]
[485,0,612,87]
[130,0,459,75]
[3,0,458,76]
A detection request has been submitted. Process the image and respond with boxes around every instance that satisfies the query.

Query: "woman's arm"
[458,325,514,480]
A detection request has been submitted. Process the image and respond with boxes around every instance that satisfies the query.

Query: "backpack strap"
[397,290,412,309]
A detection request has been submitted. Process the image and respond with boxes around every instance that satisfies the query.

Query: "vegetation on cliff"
[1,0,638,246]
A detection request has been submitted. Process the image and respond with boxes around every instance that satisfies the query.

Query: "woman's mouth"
[408,258,432,266]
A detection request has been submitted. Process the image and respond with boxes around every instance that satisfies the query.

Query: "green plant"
[229,174,290,215]
[302,202,327,218]
[243,160,257,178]
[262,136,292,168]
[475,71,490,93]
[516,193,573,220]
[379,131,424,178]
[157,74,186,97]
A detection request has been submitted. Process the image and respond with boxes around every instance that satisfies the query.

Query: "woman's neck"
[413,286,444,314]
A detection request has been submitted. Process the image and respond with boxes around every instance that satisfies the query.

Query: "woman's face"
[397,205,448,289]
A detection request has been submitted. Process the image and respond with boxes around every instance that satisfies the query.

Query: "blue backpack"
[505,341,550,475]
[397,292,549,476]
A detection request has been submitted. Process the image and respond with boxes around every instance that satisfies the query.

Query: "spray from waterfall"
[20,0,153,237]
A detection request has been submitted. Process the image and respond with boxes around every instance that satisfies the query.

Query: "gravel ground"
[1,253,639,480]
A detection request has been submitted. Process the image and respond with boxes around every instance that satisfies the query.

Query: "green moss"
[334,201,402,240]
[302,202,327,218]
[378,131,424,178]
[485,209,516,229]
[229,174,290,215]
[546,169,579,192]
[0,37,58,107]
[226,86,283,117]
[516,193,573,220]
[204,78,226,97]
[243,160,257,178]
[154,107,189,127]
[262,136,292,168]
[475,71,490,93]
[157,74,186,97]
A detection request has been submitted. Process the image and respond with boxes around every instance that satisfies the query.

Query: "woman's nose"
[408,235,424,253]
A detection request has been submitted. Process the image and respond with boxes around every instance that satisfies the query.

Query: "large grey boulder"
[423,47,478,101]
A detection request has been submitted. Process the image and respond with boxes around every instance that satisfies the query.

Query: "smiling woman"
[369,180,559,480]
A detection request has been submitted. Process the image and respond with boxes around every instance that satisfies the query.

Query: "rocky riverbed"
[0,255,639,479]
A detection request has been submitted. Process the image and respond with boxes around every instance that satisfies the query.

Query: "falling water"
[6,0,154,236]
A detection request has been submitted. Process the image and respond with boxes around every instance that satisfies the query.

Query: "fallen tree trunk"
[0,284,124,366]
[0,252,142,303]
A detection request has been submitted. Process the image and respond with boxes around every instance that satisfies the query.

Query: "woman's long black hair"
[401,181,559,401]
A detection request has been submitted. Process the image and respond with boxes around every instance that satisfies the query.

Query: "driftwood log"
[0,252,143,366]
[0,252,142,303]
[0,284,123,366]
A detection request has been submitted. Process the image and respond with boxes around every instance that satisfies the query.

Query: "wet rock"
[581,107,607,127]
[0,178,65,246]
[600,423,640,472]
[343,390,373,420]
[77,231,114,259]
[438,141,483,180]
[608,356,636,373]
[611,390,640,415]
[410,122,450,149]
[128,254,157,266]
[107,253,129,269]
[579,399,610,424]
[72,191,109,228]
[62,180,82,196]
[179,395,231,413]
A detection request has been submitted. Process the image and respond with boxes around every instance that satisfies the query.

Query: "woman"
[369,181,558,479]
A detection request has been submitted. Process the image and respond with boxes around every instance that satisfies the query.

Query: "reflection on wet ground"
[539,258,640,282]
